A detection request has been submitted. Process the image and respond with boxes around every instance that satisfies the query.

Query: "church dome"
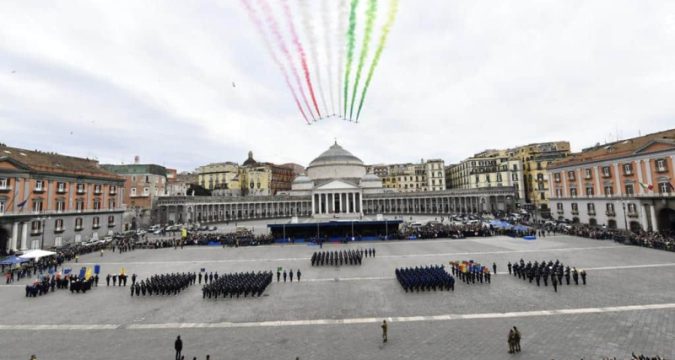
[292,174,312,184]
[306,142,366,180]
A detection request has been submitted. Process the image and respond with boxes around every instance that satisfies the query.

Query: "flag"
[85,267,92,280]
[120,267,125,276]
[17,199,27,208]
[667,182,675,192]
[639,182,653,191]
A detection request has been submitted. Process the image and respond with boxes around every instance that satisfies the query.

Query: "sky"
[1,0,674,172]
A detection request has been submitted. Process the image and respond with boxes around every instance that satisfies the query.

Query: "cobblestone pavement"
[1,235,674,360]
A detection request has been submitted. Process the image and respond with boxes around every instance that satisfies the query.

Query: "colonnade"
[312,191,362,215]
[362,195,512,215]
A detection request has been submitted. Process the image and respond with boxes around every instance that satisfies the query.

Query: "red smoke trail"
[258,0,316,120]
[281,0,322,118]
[241,0,310,123]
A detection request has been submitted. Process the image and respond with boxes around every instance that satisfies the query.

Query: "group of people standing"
[449,260,493,285]
[395,265,455,292]
[311,248,370,266]
[202,271,273,299]
[508,259,587,291]
[131,273,195,297]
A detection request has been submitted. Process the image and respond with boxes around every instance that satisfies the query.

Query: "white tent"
[19,249,57,261]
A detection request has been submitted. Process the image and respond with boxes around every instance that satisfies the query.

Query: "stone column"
[649,204,658,232]
[20,222,28,250]
[10,222,18,250]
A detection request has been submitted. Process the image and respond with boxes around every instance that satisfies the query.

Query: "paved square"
[1,235,674,360]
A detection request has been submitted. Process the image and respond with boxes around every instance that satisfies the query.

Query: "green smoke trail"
[348,0,376,120]
[355,0,398,121]
[343,0,359,118]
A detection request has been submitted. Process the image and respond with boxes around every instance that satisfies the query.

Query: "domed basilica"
[290,142,383,218]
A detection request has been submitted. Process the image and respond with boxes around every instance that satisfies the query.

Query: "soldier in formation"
[395,265,455,292]
[310,249,365,266]
[511,259,588,291]
[202,271,273,299]
[131,272,196,297]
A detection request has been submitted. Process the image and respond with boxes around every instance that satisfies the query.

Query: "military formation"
[25,274,96,297]
[508,259,587,292]
[202,271,273,299]
[130,272,195,296]
[449,260,492,285]
[311,248,374,266]
[395,265,455,292]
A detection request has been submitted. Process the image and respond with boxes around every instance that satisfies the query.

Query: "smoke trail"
[283,0,322,118]
[297,0,329,119]
[355,0,399,121]
[321,0,336,116]
[258,0,316,120]
[348,0,376,120]
[241,0,310,124]
[343,0,359,119]
[336,0,347,118]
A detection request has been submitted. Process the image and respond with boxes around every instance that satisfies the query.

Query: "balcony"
[557,209,564,214]
[94,189,102,195]
[109,190,117,195]
[627,211,639,218]
[588,211,596,216]
[74,225,83,232]
[606,211,616,217]
[31,229,42,236]
[54,227,65,234]
[0,185,11,193]
[656,166,667,173]
[56,188,67,194]
[33,187,45,194]
[571,210,579,215]
[92,224,100,229]
[108,222,116,228]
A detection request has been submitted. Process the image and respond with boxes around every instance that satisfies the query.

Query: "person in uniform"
[580,269,587,285]
[508,328,515,353]
[106,274,111,287]
[174,335,182,360]
[296,269,301,282]
[283,270,287,282]
[493,262,497,275]
[381,320,388,343]
[289,269,293,282]
[507,262,512,275]
[513,327,521,352]
[277,269,281,282]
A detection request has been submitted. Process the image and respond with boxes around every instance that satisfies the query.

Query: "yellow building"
[368,159,445,193]
[196,162,239,190]
[508,142,570,216]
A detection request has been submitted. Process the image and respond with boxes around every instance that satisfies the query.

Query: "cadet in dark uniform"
[296,269,301,282]
[580,269,587,285]
[277,269,281,282]
[289,269,293,282]
[381,320,388,343]
[283,270,287,282]
[507,262,512,275]
[106,274,110,287]
[493,262,497,275]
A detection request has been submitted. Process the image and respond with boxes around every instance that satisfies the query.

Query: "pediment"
[316,180,359,190]
[0,156,30,172]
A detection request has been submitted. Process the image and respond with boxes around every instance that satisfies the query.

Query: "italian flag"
[639,182,653,191]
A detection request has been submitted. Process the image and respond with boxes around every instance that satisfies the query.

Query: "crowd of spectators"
[551,224,674,252]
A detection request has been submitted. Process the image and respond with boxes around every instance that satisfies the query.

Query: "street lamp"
[621,202,628,231]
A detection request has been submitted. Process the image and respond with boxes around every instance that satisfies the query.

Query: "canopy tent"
[0,256,29,266]
[512,224,530,232]
[18,249,57,261]
[489,220,513,229]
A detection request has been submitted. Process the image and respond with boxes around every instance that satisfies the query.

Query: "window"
[570,188,577,197]
[92,217,100,229]
[554,173,561,183]
[55,200,65,212]
[497,174,503,182]
[32,200,43,213]
[54,236,62,247]
[34,180,44,191]
[658,182,671,193]
[76,183,85,194]
[131,188,137,196]
[567,171,576,181]
[0,200,5,214]
[0,178,8,189]
[110,185,117,195]
[587,203,595,215]
[93,199,101,210]
[627,203,637,214]
[585,185,594,196]
[625,184,634,195]
[606,203,615,215]
[132,176,136,182]
[57,182,66,193]
[602,166,611,177]
[76,199,84,212]
[540,193,545,200]
[512,164,518,171]
[512,173,518,181]
[75,217,83,230]
[571,203,579,214]
[109,199,116,209]
[555,188,563,198]
[623,163,633,175]
[31,220,42,234]
[584,169,592,179]
[143,187,149,196]
[145,175,149,183]
[54,219,64,232]
[556,203,563,211]
[655,159,667,172]
[486,175,491,183]
[108,215,115,227]
[604,186,614,196]
[94,184,102,194]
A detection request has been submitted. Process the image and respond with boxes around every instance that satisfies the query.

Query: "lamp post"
[621,202,628,231]
[39,216,50,250]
